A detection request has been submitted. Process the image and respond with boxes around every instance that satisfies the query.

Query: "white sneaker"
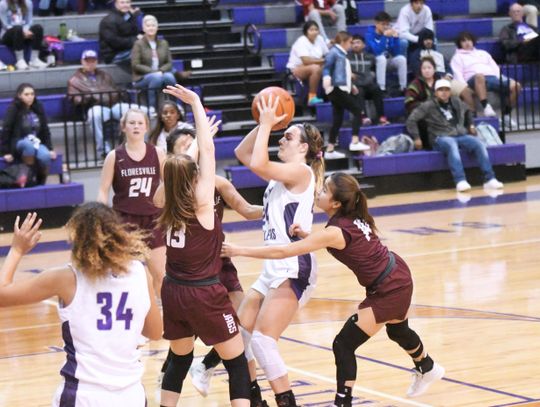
[407,362,445,397]
[0,60,7,70]
[456,192,472,203]
[29,58,48,69]
[325,150,346,159]
[189,361,215,397]
[483,104,497,117]
[456,180,471,192]
[483,178,503,189]
[349,141,371,152]
[15,59,29,70]
[502,114,518,130]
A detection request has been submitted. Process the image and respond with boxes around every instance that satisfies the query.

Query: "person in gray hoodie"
[406,79,504,192]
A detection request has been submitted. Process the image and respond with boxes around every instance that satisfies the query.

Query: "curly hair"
[66,202,150,280]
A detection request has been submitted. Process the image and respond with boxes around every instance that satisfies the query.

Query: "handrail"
[242,23,261,100]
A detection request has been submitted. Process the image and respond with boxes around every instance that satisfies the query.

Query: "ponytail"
[298,123,325,196]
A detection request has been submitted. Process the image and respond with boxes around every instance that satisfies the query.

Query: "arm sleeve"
[499,25,521,51]
[158,40,173,72]
[0,105,17,155]
[131,41,153,75]
[406,101,429,140]
[450,54,465,83]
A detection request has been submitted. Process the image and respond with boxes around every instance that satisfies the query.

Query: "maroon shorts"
[161,276,240,345]
[219,257,243,293]
[117,211,165,250]
[359,255,413,323]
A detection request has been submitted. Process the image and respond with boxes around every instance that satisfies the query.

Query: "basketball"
[251,86,295,131]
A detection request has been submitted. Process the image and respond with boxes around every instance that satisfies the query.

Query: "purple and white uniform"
[252,165,317,307]
[53,261,150,407]
[327,215,413,323]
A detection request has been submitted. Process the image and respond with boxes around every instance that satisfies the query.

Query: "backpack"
[476,122,503,146]
[376,134,415,156]
[342,0,358,25]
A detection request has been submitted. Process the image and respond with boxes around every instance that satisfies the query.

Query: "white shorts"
[251,254,317,308]
[52,380,146,407]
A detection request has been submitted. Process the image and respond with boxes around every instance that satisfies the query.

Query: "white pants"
[307,4,346,42]
[375,54,407,91]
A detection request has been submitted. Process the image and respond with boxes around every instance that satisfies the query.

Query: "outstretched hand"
[207,115,222,138]
[288,222,308,239]
[221,242,239,258]
[163,85,200,106]
[12,213,42,256]
[257,94,288,129]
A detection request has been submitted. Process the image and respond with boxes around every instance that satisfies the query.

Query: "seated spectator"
[1,83,56,185]
[500,3,540,63]
[410,30,475,113]
[406,79,504,192]
[347,35,389,125]
[365,12,407,94]
[148,101,194,152]
[451,31,521,123]
[323,31,369,157]
[99,0,141,64]
[165,126,196,156]
[395,0,434,56]
[286,21,328,106]
[132,15,176,110]
[67,49,152,158]
[37,0,66,16]
[301,0,346,44]
[0,0,47,70]
[518,0,539,28]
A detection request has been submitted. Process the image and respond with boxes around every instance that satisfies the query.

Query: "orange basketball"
[251,86,295,131]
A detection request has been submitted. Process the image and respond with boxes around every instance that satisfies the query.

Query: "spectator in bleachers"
[518,0,539,28]
[347,35,389,126]
[165,126,196,156]
[99,0,141,64]
[451,31,521,124]
[323,31,370,157]
[148,100,194,152]
[286,20,328,106]
[301,0,346,44]
[406,79,504,192]
[67,49,154,158]
[0,0,48,70]
[1,83,56,185]
[404,56,436,149]
[395,0,434,56]
[37,0,66,16]
[365,12,407,95]
[131,15,176,111]
[500,3,540,63]
[409,30,476,113]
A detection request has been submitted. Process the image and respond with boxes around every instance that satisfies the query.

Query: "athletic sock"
[414,354,434,373]
[202,348,221,370]
[275,390,296,406]
[250,380,262,401]
[334,384,352,406]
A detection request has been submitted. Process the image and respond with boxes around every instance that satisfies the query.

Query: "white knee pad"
[240,327,254,362]
[251,330,287,381]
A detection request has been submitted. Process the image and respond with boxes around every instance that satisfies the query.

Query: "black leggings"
[327,87,362,145]
[1,24,44,51]
[355,82,384,119]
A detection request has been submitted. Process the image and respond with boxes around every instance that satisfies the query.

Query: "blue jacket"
[365,26,401,57]
[323,44,348,87]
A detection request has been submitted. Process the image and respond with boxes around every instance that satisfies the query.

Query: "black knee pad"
[161,350,193,394]
[332,314,370,383]
[386,319,421,353]
[222,352,250,401]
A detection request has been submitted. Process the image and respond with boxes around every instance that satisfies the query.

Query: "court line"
[281,336,535,402]
[0,322,60,333]
[285,365,433,407]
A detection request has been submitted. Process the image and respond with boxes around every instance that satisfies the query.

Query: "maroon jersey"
[165,212,223,281]
[112,143,161,216]
[214,189,225,222]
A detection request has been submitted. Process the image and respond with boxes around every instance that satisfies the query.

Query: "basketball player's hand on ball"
[163,85,199,106]
[288,223,308,239]
[221,242,238,258]
[207,115,222,138]
[256,94,288,130]
[11,212,42,256]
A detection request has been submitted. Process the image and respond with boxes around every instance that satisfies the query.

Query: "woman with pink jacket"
[450,31,520,124]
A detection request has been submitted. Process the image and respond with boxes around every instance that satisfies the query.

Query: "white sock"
[30,50,40,62]
[15,50,24,62]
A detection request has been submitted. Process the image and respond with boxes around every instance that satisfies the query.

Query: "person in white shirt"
[395,0,434,56]
[286,21,329,106]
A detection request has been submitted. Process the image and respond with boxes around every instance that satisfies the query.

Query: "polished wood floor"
[2,177,540,407]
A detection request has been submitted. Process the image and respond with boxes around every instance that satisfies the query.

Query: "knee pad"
[240,326,254,362]
[332,314,370,383]
[386,320,422,355]
[222,353,251,401]
[251,330,287,381]
[161,350,193,394]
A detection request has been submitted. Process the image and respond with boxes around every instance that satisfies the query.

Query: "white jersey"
[261,165,317,278]
[56,261,150,396]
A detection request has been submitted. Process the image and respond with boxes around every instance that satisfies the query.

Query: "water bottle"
[61,164,71,184]
[59,22,67,41]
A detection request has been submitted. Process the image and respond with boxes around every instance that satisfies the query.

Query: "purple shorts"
[161,277,240,345]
